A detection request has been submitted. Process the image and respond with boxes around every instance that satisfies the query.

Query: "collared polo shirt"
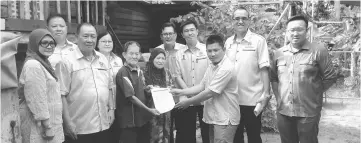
[115,62,152,128]
[155,43,186,79]
[202,56,240,125]
[48,40,77,69]
[56,47,112,134]
[175,41,209,103]
[225,30,270,106]
[270,41,338,117]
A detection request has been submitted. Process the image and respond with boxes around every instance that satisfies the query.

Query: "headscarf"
[25,29,57,81]
[143,48,167,87]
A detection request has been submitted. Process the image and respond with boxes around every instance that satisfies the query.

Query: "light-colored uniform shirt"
[48,40,77,69]
[175,41,209,103]
[56,47,112,134]
[202,56,240,125]
[225,30,270,106]
[155,43,186,79]
[108,52,123,107]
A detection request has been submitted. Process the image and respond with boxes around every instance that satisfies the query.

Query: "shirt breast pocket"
[299,60,318,76]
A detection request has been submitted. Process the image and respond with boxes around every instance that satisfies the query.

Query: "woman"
[18,29,63,143]
[142,48,173,143]
[95,29,123,143]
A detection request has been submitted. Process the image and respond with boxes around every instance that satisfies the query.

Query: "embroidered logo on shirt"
[99,62,105,67]
[114,62,118,66]
[69,48,74,51]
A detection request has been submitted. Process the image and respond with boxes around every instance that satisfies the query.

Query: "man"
[225,7,270,143]
[56,23,115,143]
[155,22,186,143]
[174,19,209,143]
[268,15,338,143]
[172,34,240,143]
[155,22,186,79]
[46,13,77,69]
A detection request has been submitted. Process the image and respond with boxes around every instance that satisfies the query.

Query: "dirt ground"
[195,97,360,143]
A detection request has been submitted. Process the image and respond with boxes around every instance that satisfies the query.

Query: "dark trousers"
[63,129,110,143]
[234,105,262,143]
[120,122,151,143]
[173,105,209,143]
[108,117,121,143]
[277,113,321,143]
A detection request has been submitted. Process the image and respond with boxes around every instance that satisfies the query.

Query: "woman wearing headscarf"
[142,48,173,143]
[95,28,123,143]
[18,29,64,143]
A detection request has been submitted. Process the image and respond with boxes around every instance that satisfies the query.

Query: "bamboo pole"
[19,1,25,19]
[351,52,355,77]
[335,0,340,20]
[95,1,99,25]
[9,0,18,18]
[284,3,292,46]
[24,1,31,19]
[86,0,89,22]
[32,1,38,20]
[77,0,81,23]
[310,0,315,42]
[39,1,44,20]
[267,4,290,40]
[67,0,71,23]
[102,1,106,26]
[57,0,61,14]
[44,1,49,20]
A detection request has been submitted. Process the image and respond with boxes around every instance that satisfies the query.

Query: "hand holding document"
[151,88,175,114]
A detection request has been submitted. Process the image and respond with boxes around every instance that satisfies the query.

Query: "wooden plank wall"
[107,1,152,52]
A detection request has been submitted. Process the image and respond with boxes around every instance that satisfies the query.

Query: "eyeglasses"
[233,17,249,21]
[161,32,175,37]
[286,28,307,33]
[100,41,113,44]
[39,40,56,48]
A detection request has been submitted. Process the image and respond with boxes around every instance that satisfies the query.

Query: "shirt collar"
[211,55,227,69]
[74,47,100,60]
[284,40,311,53]
[159,43,183,50]
[124,62,140,72]
[232,29,253,43]
[184,41,201,53]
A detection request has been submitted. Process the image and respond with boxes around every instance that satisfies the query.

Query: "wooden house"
[1,1,198,142]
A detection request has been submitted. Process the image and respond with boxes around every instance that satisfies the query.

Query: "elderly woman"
[95,29,123,143]
[18,29,63,143]
[142,48,173,143]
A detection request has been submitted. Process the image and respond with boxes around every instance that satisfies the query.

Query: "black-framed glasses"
[39,40,56,48]
[161,32,175,37]
[233,17,249,21]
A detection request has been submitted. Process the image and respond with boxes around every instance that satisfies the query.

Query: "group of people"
[18,6,338,143]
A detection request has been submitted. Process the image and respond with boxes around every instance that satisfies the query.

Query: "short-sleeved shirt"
[175,41,209,103]
[56,47,112,134]
[225,30,270,106]
[48,40,77,69]
[270,41,338,117]
[155,43,186,79]
[108,52,123,107]
[115,62,152,128]
[202,56,240,125]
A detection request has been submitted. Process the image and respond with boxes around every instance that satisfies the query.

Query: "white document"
[151,88,175,114]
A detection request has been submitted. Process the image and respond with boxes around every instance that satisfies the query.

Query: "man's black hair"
[206,34,224,49]
[161,22,176,33]
[180,19,198,32]
[46,13,67,25]
[76,22,95,36]
[286,15,309,28]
